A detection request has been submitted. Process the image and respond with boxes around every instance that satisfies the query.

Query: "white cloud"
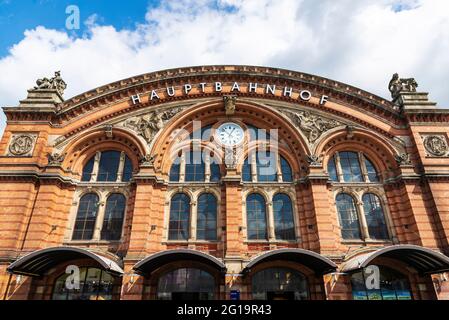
[1,0,449,134]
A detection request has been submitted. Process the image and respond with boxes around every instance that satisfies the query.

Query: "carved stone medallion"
[423,135,449,157]
[8,134,37,156]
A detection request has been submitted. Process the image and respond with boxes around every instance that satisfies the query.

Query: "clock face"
[216,122,244,146]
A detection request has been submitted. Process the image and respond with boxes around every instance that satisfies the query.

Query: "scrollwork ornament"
[395,153,411,165]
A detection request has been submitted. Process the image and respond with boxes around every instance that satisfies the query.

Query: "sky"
[0,0,448,134]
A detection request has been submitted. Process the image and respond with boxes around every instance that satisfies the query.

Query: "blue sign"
[230,290,240,300]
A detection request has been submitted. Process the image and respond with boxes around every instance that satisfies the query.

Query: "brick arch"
[317,127,400,174]
[152,99,310,176]
[61,127,146,177]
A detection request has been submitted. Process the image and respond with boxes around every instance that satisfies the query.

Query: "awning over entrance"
[133,249,227,275]
[341,245,449,274]
[7,247,124,277]
[242,248,337,275]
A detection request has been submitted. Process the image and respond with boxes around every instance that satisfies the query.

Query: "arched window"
[336,193,361,240]
[101,194,126,241]
[351,266,412,300]
[197,193,218,241]
[72,193,99,240]
[256,151,277,182]
[327,151,379,183]
[339,151,363,182]
[185,151,205,182]
[280,156,293,182]
[364,158,379,182]
[246,194,267,240]
[157,268,215,300]
[362,193,389,240]
[98,151,121,182]
[81,151,133,182]
[169,150,221,183]
[252,268,309,300]
[168,193,191,240]
[52,267,118,300]
[273,194,295,240]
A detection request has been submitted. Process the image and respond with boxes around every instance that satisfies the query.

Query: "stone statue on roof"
[33,71,67,96]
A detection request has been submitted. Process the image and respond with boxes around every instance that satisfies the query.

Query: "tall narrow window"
[246,194,267,240]
[256,151,277,182]
[339,152,363,182]
[101,194,126,241]
[169,193,191,240]
[169,153,182,182]
[364,158,379,182]
[210,157,221,182]
[280,156,293,182]
[273,193,295,240]
[81,157,95,182]
[97,151,121,182]
[327,155,338,182]
[336,193,361,240]
[242,157,252,182]
[122,156,133,182]
[185,151,205,182]
[197,193,217,240]
[73,193,99,240]
[362,193,389,240]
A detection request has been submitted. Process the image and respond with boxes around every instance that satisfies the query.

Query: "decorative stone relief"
[388,73,418,100]
[394,153,412,166]
[7,134,37,156]
[224,95,237,116]
[423,135,449,157]
[140,154,156,166]
[280,109,341,143]
[32,71,67,96]
[224,148,238,169]
[123,107,184,143]
[47,153,66,166]
[306,154,322,166]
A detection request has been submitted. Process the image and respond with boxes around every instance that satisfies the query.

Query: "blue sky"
[0,0,448,135]
[0,0,158,57]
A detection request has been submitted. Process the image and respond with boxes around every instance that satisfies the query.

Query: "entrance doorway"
[252,267,309,300]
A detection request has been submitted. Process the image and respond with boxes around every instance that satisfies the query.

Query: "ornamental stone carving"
[224,147,238,169]
[140,154,156,166]
[32,71,67,96]
[8,134,37,156]
[388,73,418,100]
[224,95,237,116]
[394,153,412,166]
[124,107,183,143]
[306,154,322,166]
[281,110,341,143]
[47,153,66,166]
[423,135,449,157]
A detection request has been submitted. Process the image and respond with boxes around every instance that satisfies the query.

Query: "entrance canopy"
[342,245,449,274]
[133,249,227,275]
[7,246,124,277]
[242,248,337,275]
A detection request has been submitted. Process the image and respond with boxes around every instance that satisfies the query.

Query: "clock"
[216,122,244,146]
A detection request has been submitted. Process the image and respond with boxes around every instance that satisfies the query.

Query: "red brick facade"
[1,66,449,300]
